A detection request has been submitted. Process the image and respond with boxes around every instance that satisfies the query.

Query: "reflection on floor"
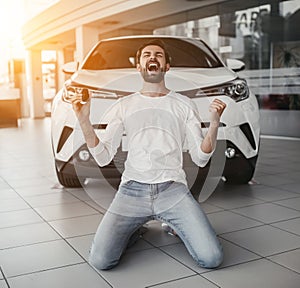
[0,118,300,288]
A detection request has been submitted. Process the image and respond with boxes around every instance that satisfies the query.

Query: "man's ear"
[136,63,141,72]
[166,63,170,71]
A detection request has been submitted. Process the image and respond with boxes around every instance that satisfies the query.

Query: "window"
[82,37,223,70]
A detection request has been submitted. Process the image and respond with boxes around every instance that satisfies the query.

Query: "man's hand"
[201,98,227,153]
[71,98,99,148]
[71,97,91,124]
[209,98,227,125]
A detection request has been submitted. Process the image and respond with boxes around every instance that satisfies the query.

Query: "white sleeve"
[185,102,213,167]
[88,101,124,167]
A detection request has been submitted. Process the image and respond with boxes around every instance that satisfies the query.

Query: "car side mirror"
[62,61,79,74]
[226,59,245,72]
[129,57,136,67]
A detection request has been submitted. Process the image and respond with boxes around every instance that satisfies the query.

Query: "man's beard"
[140,61,167,83]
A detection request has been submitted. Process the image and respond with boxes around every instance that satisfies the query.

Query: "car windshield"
[82,37,223,70]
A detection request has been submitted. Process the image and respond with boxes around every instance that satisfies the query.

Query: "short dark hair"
[136,39,171,65]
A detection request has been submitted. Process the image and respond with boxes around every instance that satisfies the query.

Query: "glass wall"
[155,0,300,112]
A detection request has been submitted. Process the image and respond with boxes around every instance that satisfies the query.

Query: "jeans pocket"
[119,181,145,197]
[123,180,134,187]
[162,180,175,191]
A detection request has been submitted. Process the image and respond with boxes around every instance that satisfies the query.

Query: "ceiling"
[22,0,284,50]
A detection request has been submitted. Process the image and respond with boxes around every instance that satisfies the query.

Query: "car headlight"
[196,78,250,102]
[62,83,90,104]
[62,82,122,103]
[219,79,249,102]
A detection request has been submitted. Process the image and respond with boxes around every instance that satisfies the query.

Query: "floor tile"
[277,183,300,194]
[207,210,263,235]
[142,221,182,247]
[207,193,263,210]
[99,248,195,288]
[204,259,300,288]
[76,179,117,211]
[275,197,300,211]
[0,240,84,277]
[218,238,261,267]
[8,263,110,288]
[49,214,103,238]
[5,177,54,189]
[0,198,30,212]
[148,275,218,288]
[0,281,8,288]
[66,234,153,261]
[255,165,287,175]
[254,175,295,187]
[0,209,43,229]
[34,202,99,221]
[160,238,260,273]
[272,218,300,236]
[232,203,300,224]
[66,188,94,201]
[222,225,300,257]
[0,168,42,181]
[24,191,81,208]
[126,238,155,254]
[0,222,61,249]
[0,188,20,200]
[159,243,207,273]
[66,234,95,260]
[0,180,11,190]
[241,186,299,202]
[84,200,107,214]
[14,185,66,197]
[268,249,300,273]
[278,171,300,182]
[200,202,223,214]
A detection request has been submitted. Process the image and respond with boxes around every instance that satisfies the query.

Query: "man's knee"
[89,250,119,270]
[195,247,223,269]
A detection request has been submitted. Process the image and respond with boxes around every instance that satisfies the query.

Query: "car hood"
[71,67,237,92]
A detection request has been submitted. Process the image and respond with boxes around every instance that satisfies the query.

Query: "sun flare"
[0,1,24,40]
[0,0,25,77]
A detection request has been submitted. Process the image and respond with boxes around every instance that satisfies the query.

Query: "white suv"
[51,35,260,192]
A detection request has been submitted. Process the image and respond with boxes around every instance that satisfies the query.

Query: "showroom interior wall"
[21,0,300,137]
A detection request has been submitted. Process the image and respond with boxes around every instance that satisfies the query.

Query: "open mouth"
[147,61,159,72]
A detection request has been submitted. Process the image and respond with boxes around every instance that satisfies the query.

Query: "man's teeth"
[148,63,158,71]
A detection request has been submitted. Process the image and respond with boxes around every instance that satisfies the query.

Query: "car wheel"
[224,168,254,184]
[223,155,258,184]
[55,166,83,188]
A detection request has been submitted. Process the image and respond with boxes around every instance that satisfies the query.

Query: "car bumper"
[56,140,257,184]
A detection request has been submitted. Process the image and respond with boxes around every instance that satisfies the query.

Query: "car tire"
[55,166,83,188]
[223,155,258,184]
[224,168,254,184]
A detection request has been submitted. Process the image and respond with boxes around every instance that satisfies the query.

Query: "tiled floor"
[1,118,300,288]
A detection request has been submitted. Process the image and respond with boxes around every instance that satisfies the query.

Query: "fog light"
[78,149,90,161]
[225,147,236,158]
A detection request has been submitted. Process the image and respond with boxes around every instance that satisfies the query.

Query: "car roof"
[100,34,200,43]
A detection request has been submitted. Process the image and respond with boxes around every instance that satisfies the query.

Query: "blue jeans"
[89,181,223,270]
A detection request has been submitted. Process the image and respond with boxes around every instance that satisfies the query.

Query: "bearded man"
[71,39,226,270]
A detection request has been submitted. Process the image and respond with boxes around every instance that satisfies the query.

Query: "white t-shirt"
[89,91,213,185]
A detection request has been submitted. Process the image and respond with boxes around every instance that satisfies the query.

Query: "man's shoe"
[161,223,177,236]
[127,225,148,248]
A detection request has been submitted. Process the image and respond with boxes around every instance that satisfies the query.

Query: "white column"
[25,50,45,118]
[75,25,99,63]
[56,50,66,91]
